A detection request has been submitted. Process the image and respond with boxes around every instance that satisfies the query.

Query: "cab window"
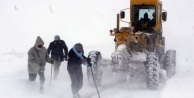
[132,5,156,33]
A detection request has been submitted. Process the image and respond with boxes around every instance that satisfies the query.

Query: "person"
[67,43,92,98]
[151,12,156,27]
[47,35,68,80]
[141,12,151,25]
[138,12,152,32]
[28,36,54,85]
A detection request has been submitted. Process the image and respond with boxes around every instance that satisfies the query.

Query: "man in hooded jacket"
[67,43,92,98]
[28,36,53,84]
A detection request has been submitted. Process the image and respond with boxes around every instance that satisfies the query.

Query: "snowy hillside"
[0,0,194,98]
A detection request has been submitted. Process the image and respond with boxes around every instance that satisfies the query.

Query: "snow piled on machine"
[111,44,128,62]
[112,44,147,62]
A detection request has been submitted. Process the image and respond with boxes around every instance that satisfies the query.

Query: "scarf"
[73,45,88,66]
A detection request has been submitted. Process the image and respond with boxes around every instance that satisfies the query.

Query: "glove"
[38,67,43,72]
[64,57,68,61]
[87,58,91,63]
[51,59,54,64]
[87,58,92,66]
[88,63,92,67]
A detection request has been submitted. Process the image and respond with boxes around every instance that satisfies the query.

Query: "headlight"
[120,28,124,33]
[113,28,117,33]
[127,28,131,33]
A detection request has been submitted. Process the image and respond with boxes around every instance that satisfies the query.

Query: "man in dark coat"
[137,12,152,32]
[141,12,152,27]
[47,35,68,80]
[67,43,91,98]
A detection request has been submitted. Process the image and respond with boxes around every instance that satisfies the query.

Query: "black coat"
[67,49,86,69]
[47,40,68,61]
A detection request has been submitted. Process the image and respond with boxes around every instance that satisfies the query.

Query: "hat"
[54,35,60,40]
[144,12,148,17]
[75,43,83,51]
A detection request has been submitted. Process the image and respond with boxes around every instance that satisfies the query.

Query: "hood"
[34,36,44,51]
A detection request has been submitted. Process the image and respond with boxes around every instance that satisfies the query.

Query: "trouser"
[53,60,61,78]
[29,72,45,83]
[68,68,83,95]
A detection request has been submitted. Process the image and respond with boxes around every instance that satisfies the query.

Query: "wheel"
[146,52,159,90]
[87,51,103,87]
[164,50,176,78]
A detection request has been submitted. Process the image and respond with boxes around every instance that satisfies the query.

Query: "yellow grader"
[87,0,176,90]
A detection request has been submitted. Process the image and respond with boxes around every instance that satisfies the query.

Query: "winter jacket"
[141,18,152,27]
[67,48,86,70]
[47,40,68,61]
[28,36,52,74]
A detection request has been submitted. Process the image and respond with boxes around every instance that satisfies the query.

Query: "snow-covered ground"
[0,0,194,98]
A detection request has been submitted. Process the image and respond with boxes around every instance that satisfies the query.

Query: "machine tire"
[87,51,103,87]
[146,52,159,90]
[164,50,176,78]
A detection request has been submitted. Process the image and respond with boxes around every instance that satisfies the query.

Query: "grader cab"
[110,0,167,53]
[87,0,176,90]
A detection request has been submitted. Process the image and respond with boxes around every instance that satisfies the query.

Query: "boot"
[40,81,44,94]
[75,91,81,98]
[72,90,77,98]
[73,93,77,98]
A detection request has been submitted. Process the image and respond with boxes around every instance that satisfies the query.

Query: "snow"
[0,0,194,98]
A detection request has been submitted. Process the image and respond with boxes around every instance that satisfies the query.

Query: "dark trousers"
[29,72,45,83]
[68,68,83,95]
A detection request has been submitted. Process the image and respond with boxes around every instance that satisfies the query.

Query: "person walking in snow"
[67,43,92,98]
[47,35,68,80]
[28,36,54,84]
